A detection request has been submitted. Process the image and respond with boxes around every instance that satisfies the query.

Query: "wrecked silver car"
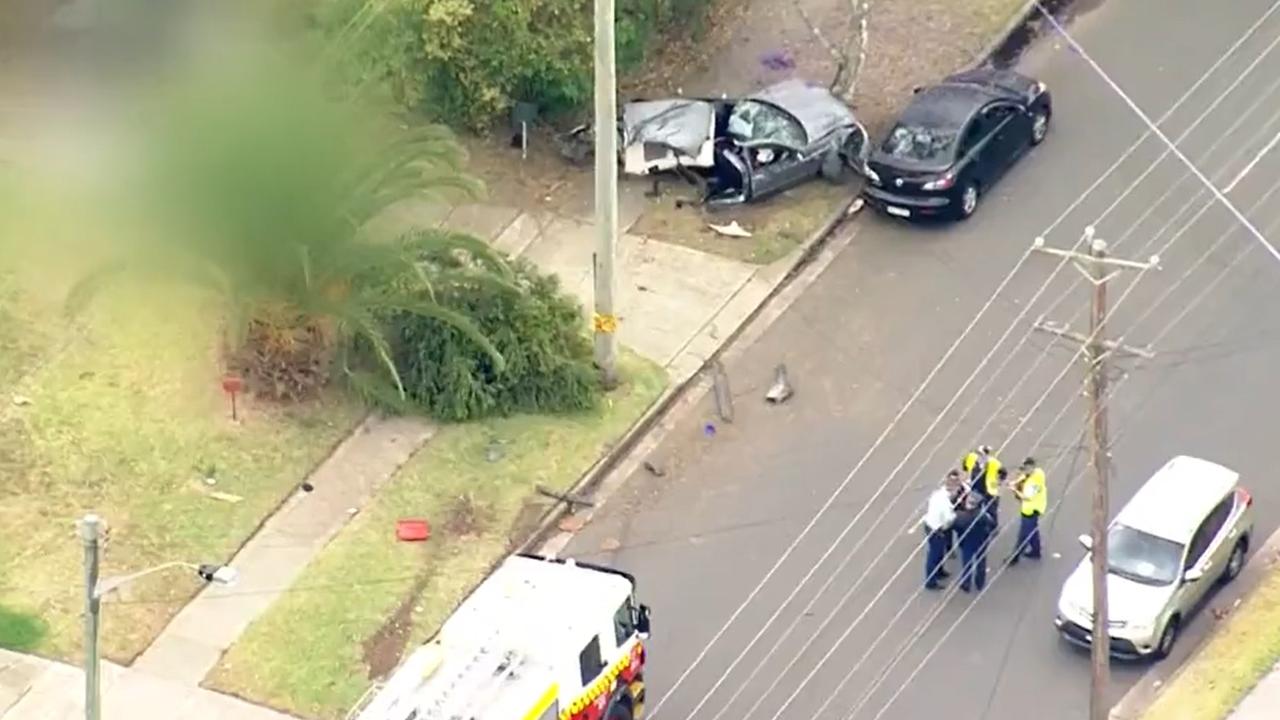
[562,79,870,206]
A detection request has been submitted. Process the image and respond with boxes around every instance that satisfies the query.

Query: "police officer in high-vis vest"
[962,445,1002,524]
[1010,457,1047,565]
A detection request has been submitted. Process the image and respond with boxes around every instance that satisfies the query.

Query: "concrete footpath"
[365,190,790,383]
[132,415,436,686]
[0,649,295,720]
[1229,665,1280,720]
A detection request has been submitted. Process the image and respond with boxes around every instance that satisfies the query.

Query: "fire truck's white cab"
[349,553,652,720]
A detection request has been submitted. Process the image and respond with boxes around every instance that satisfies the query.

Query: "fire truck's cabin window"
[613,598,637,646]
[579,635,605,686]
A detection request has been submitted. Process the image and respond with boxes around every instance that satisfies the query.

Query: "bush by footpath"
[315,0,714,130]
[392,253,601,421]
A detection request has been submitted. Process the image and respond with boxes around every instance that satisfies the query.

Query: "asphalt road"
[565,1,1280,719]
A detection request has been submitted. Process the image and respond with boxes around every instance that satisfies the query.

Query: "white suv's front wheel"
[1221,539,1247,584]
[1154,616,1180,660]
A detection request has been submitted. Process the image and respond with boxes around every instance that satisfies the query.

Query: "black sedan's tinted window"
[881,124,958,162]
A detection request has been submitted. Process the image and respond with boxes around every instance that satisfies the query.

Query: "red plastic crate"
[396,519,431,542]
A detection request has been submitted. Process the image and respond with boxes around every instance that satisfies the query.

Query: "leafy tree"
[66,46,511,402]
[313,0,713,130]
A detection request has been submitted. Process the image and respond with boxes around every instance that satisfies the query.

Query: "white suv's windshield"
[1107,524,1184,586]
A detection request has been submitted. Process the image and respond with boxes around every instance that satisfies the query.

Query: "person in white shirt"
[922,473,960,589]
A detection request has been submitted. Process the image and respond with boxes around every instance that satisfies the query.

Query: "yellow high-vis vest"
[1019,468,1047,516]
[983,457,1002,497]
[963,452,1002,497]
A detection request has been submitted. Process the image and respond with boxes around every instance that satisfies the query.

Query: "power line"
[672,7,1280,714]
[760,156,1280,720]
[977,441,1086,720]
[653,13,1280,711]
[847,193,1280,720]
[879,55,1280,529]
[640,7,1280,712]
[696,36,1280,720]
[1034,1,1280,265]
[972,196,1276,720]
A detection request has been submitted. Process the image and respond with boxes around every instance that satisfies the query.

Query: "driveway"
[564,1,1280,719]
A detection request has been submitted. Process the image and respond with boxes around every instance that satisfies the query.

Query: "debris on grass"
[708,221,753,238]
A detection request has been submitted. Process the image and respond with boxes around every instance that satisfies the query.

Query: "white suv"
[1054,455,1255,660]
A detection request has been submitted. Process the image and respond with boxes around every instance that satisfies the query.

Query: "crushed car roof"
[621,99,716,158]
[748,79,859,144]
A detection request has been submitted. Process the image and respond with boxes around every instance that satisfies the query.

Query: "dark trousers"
[1016,512,1042,559]
[984,497,1000,526]
[925,528,949,586]
[959,535,989,591]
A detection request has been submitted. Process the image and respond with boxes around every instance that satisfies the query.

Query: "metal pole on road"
[592,0,619,388]
[79,513,103,720]
[1032,228,1158,720]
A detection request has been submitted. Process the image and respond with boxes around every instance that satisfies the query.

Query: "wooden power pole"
[1032,228,1157,720]
[591,0,619,388]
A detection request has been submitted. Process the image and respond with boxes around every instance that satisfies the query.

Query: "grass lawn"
[0,178,365,662]
[628,181,851,265]
[206,353,667,719]
[1142,562,1280,720]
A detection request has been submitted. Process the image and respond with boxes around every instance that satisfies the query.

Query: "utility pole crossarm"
[1032,321,1155,360]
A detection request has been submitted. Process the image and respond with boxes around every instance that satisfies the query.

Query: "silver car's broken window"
[728,101,806,147]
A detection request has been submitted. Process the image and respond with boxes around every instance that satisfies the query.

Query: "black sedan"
[862,68,1052,221]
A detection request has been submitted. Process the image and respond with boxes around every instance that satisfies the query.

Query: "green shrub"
[393,255,600,421]
[316,0,714,130]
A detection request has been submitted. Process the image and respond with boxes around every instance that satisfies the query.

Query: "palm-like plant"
[68,48,513,402]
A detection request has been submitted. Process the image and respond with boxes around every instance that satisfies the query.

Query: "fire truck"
[348,553,652,720]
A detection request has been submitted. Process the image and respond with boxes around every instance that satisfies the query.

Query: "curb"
[514,192,863,557]
[971,0,1040,69]
[971,0,1084,70]
[1109,526,1280,720]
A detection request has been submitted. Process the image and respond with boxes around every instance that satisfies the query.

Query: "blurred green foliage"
[65,45,510,403]
[313,0,714,130]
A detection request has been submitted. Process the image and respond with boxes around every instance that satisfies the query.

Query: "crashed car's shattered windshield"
[727,101,807,146]
[883,124,957,162]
